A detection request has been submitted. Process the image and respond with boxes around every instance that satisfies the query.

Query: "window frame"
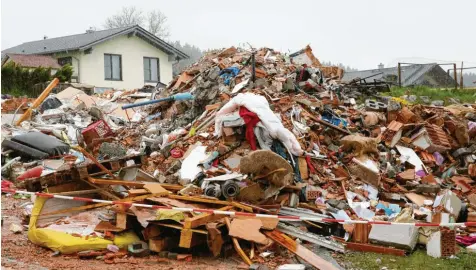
[104,53,122,81]
[58,56,72,66]
[143,57,160,83]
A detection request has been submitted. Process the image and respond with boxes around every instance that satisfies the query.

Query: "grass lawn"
[340,249,476,270]
[381,86,476,104]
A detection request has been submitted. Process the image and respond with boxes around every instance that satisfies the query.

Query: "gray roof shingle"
[2,25,188,59]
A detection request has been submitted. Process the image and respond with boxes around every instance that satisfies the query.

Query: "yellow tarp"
[28,197,139,254]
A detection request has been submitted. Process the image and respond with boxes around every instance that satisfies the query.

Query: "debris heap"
[2,45,476,268]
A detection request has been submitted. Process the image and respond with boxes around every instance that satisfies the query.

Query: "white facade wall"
[55,35,173,90]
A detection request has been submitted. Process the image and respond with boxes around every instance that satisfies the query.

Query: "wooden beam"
[80,179,120,200]
[116,212,127,230]
[230,202,253,213]
[168,194,229,205]
[264,230,339,270]
[53,189,101,196]
[179,229,207,248]
[225,217,252,266]
[344,242,405,256]
[184,206,233,229]
[206,223,224,257]
[16,78,59,126]
[152,222,208,234]
[75,146,114,177]
[88,177,145,187]
[168,195,252,212]
[127,189,149,196]
[159,183,183,191]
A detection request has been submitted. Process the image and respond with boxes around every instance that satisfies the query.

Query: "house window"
[58,57,72,66]
[143,57,160,82]
[104,54,122,80]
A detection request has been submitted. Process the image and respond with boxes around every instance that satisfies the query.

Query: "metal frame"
[446,66,476,89]
[397,62,458,89]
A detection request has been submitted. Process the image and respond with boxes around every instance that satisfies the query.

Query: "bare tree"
[146,10,169,39]
[104,6,144,29]
[104,6,170,40]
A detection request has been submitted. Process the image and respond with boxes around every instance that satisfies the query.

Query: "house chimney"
[43,35,48,40]
[378,63,384,69]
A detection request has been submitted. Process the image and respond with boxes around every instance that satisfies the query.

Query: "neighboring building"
[342,63,458,88]
[1,54,61,75]
[2,25,188,90]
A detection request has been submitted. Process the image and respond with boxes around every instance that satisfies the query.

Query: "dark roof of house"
[342,64,440,86]
[2,54,61,69]
[2,25,188,60]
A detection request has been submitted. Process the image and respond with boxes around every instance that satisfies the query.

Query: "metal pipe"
[121,93,193,110]
[398,63,402,87]
[251,51,256,83]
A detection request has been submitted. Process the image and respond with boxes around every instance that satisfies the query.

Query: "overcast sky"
[2,0,475,70]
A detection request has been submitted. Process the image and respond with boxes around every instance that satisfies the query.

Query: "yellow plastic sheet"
[28,197,139,254]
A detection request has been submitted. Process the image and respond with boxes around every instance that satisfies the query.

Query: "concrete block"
[369,224,418,251]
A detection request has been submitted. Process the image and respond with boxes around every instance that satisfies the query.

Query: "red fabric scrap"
[16,166,43,181]
[239,107,260,150]
[1,180,13,189]
[305,155,317,174]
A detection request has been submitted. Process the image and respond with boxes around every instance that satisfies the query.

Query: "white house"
[2,25,188,90]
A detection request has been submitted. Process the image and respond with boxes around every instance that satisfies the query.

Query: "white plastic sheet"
[214,93,303,156]
[179,145,208,182]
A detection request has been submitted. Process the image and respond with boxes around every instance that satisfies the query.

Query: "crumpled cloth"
[239,107,260,150]
[214,93,303,156]
[456,235,476,246]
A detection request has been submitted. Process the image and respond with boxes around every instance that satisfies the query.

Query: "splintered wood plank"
[54,189,102,196]
[179,229,207,248]
[298,157,309,179]
[230,202,253,212]
[168,194,230,206]
[145,197,208,216]
[206,223,223,257]
[344,242,405,256]
[87,177,144,188]
[225,217,252,266]
[146,197,207,209]
[168,195,252,211]
[229,218,269,245]
[81,179,120,200]
[116,212,127,230]
[143,183,169,195]
[128,189,150,196]
[179,229,193,248]
[94,221,124,232]
[405,192,432,207]
[183,206,233,229]
[234,216,278,230]
[264,230,339,270]
[152,222,208,234]
[159,184,184,191]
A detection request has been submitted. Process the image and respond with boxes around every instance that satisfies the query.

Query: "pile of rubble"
[2,45,476,269]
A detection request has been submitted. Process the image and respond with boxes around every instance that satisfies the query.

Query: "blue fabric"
[219,67,240,85]
[271,140,302,183]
